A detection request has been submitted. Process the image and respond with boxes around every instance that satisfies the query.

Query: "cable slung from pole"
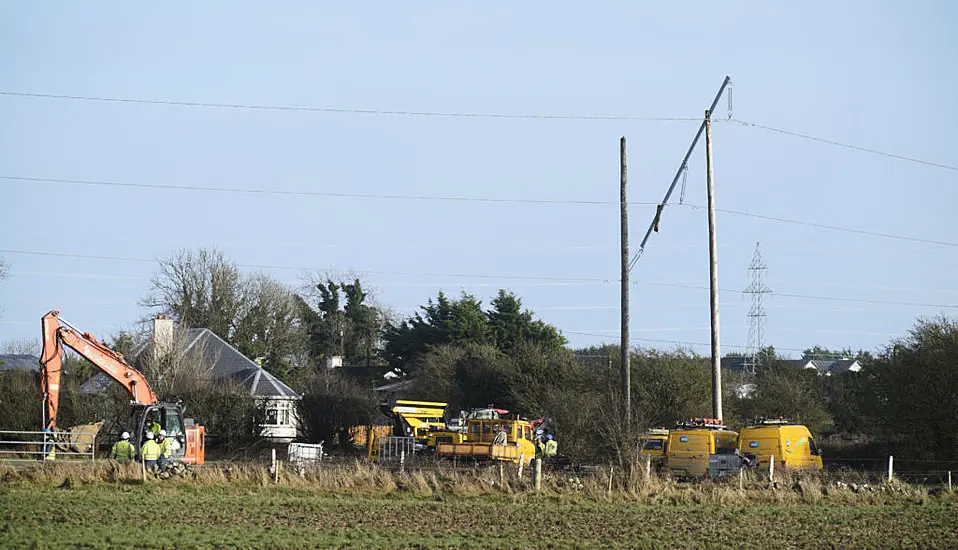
[679,164,689,204]
[727,80,733,120]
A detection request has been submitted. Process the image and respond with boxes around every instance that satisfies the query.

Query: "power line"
[564,331,879,355]
[703,205,958,248]
[0,91,699,122]
[0,175,658,206]
[4,174,955,248]
[634,280,958,309]
[4,248,955,309]
[4,90,955,172]
[730,118,958,173]
[0,249,611,283]
[564,330,794,352]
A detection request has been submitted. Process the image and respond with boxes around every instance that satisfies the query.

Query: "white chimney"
[153,314,174,363]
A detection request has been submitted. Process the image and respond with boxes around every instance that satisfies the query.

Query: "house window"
[263,400,294,427]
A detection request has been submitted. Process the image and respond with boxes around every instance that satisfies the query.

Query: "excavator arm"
[39,310,157,430]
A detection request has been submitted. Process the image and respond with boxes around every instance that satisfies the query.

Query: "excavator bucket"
[55,421,103,454]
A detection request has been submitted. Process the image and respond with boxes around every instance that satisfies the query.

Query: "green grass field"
[1,464,957,549]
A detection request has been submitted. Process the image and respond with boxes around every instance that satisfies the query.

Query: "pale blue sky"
[1,1,956,358]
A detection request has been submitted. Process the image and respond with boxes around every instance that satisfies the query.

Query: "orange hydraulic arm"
[39,310,158,430]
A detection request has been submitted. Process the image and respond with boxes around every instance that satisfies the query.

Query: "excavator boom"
[40,310,157,429]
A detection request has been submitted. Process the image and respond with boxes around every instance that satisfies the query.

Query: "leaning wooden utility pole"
[704,110,723,420]
[619,136,631,431]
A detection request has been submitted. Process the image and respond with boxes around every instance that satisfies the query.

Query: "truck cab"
[639,427,669,458]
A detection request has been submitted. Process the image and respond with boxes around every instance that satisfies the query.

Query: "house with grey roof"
[798,359,862,376]
[80,316,300,442]
[722,356,863,377]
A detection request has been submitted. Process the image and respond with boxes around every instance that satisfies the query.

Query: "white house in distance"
[785,359,863,376]
[150,316,300,441]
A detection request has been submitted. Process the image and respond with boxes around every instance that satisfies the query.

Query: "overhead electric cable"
[3,175,953,247]
[3,248,952,309]
[730,119,958,172]
[0,91,698,122]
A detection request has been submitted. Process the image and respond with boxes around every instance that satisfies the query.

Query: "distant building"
[80,317,300,442]
[722,356,862,377]
[783,359,862,376]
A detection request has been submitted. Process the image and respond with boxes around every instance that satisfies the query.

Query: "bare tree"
[138,323,215,399]
[141,248,243,341]
[233,273,306,378]
[2,338,41,356]
[142,247,307,380]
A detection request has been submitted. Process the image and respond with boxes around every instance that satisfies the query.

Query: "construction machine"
[435,412,537,467]
[380,400,451,450]
[39,310,205,464]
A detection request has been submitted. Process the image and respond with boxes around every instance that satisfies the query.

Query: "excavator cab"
[129,403,205,465]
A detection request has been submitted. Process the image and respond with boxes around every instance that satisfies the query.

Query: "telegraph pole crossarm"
[630,76,731,270]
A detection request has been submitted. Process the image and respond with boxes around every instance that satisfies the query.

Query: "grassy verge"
[1,463,956,549]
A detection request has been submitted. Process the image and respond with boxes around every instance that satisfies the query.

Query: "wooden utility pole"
[619,136,631,430]
[705,110,723,420]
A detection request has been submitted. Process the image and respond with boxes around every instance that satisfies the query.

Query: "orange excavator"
[39,310,205,464]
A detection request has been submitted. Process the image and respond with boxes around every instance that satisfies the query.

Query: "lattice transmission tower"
[743,242,772,374]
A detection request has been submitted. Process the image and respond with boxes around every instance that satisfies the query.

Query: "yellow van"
[738,418,823,471]
[666,418,738,477]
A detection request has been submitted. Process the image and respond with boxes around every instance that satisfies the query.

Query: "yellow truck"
[436,416,537,467]
[738,417,823,471]
[666,418,739,478]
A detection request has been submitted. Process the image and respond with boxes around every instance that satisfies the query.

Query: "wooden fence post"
[887,455,894,483]
[271,448,278,483]
[534,458,542,492]
[769,455,774,483]
[517,454,524,479]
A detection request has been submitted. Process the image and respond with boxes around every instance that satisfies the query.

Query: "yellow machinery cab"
[436,416,536,466]
[639,427,669,458]
[381,400,449,446]
[738,417,823,471]
[666,418,738,477]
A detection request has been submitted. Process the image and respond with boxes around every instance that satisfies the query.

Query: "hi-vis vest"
[545,439,558,456]
[141,440,161,461]
[112,440,136,460]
